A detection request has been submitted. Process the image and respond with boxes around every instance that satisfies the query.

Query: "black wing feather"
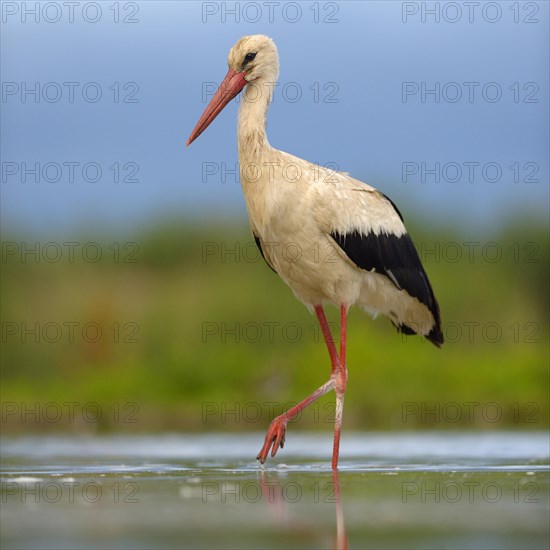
[331,229,443,346]
[253,233,277,274]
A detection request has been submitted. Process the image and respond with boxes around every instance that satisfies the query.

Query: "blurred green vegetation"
[1,220,548,433]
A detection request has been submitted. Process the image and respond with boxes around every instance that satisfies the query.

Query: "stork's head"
[227,34,279,84]
[187,35,279,146]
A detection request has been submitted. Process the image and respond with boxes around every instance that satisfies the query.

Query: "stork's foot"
[257,416,287,464]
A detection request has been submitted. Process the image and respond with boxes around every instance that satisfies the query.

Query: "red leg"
[331,305,348,470]
[257,304,348,468]
[332,391,346,469]
[314,305,340,373]
[340,304,347,368]
[257,378,335,463]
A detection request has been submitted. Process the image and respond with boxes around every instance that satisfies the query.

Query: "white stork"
[187,35,443,470]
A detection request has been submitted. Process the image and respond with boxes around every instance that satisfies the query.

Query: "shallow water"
[1,432,549,549]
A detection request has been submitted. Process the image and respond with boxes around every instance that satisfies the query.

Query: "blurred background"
[1,1,548,434]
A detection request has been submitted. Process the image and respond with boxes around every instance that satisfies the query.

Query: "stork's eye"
[244,52,256,63]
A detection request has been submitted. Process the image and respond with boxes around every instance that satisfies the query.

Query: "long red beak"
[186,68,248,146]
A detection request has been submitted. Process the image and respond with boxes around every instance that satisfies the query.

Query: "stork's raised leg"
[256,304,348,469]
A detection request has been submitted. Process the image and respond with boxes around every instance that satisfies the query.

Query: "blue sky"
[1,1,548,237]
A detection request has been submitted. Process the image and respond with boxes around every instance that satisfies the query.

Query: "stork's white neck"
[237,80,274,161]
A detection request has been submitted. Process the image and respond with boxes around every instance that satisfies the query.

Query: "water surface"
[1,432,548,549]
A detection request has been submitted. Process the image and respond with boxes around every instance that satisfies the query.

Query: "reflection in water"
[259,469,348,550]
[1,434,548,549]
[332,471,348,550]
